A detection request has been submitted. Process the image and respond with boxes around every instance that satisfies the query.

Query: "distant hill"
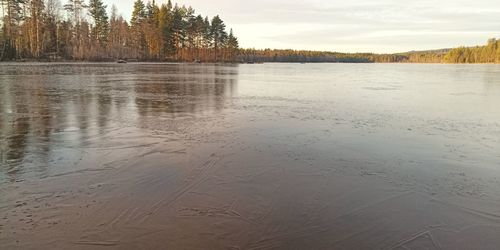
[402,49,451,55]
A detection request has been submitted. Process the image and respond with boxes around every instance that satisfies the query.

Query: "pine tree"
[0,0,240,61]
[227,28,239,62]
[144,0,161,59]
[131,0,145,25]
[88,0,108,46]
[130,0,146,59]
[44,0,62,59]
[158,3,173,58]
[64,0,85,26]
[210,15,227,62]
[28,0,45,58]
[171,4,185,60]
[0,0,26,59]
[203,16,212,48]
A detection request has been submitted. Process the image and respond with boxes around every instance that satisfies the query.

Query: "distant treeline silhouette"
[239,49,373,63]
[0,0,238,62]
[237,49,446,63]
[239,39,500,64]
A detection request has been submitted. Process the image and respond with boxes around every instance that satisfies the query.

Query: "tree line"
[239,49,373,63]
[238,49,447,63]
[443,39,500,63]
[377,39,500,63]
[239,39,500,64]
[0,0,239,62]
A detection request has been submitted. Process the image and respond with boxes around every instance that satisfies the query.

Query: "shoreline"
[1,60,500,65]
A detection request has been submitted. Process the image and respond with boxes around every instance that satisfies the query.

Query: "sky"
[105,0,500,53]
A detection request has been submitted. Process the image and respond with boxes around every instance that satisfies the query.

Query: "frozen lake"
[1,63,500,249]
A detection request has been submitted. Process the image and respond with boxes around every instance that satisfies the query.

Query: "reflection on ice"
[0,63,239,182]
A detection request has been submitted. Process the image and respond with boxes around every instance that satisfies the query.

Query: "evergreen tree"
[130,0,146,58]
[227,28,239,61]
[27,0,45,58]
[0,0,26,59]
[64,0,85,25]
[0,0,239,62]
[158,3,173,57]
[130,0,145,25]
[43,0,62,58]
[203,16,212,48]
[171,4,185,59]
[210,15,227,61]
[88,0,108,46]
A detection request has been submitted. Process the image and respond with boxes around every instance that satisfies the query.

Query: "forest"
[237,49,446,63]
[0,0,239,62]
[239,40,500,64]
[238,49,373,63]
[2,0,500,63]
[442,38,500,63]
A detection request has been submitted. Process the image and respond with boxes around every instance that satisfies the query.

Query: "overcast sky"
[104,0,500,53]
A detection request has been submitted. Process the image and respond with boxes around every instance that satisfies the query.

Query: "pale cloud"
[104,0,500,53]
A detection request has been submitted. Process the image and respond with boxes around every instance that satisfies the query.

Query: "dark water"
[1,63,500,249]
